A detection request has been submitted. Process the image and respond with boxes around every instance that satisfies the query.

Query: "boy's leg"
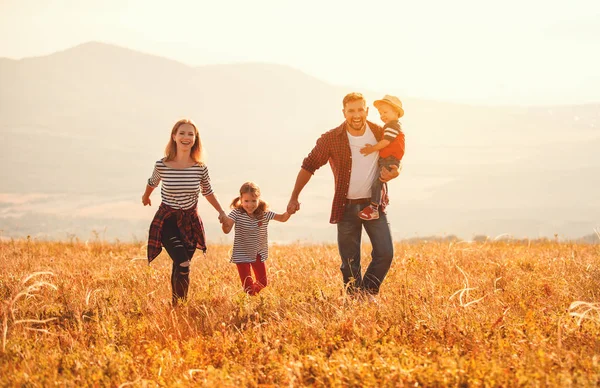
[161,217,195,306]
[236,263,256,295]
[375,156,399,206]
[371,175,383,207]
[250,254,268,294]
[359,173,382,220]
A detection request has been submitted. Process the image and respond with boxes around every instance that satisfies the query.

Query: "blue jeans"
[371,155,399,206]
[337,203,394,294]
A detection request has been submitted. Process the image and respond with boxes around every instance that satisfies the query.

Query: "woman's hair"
[164,118,204,164]
[230,181,268,219]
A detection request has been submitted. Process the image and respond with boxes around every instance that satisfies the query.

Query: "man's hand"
[380,163,402,182]
[142,195,151,206]
[360,144,376,156]
[287,199,300,215]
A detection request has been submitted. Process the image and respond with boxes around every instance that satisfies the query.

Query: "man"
[287,92,400,298]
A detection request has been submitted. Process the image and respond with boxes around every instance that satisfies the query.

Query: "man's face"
[343,99,368,131]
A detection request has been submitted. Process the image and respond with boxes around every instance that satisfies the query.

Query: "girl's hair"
[230,181,268,219]
[164,118,204,164]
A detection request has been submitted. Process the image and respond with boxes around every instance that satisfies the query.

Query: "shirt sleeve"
[199,165,215,197]
[147,161,161,187]
[265,211,276,222]
[384,122,402,142]
[228,209,239,222]
[301,132,331,174]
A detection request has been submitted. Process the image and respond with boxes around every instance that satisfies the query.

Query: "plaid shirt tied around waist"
[301,121,390,224]
[147,203,207,264]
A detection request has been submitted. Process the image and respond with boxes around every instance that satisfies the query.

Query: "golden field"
[1,239,599,387]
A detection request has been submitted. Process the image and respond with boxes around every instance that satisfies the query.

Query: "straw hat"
[373,95,404,118]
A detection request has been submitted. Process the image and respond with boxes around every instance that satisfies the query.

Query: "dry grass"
[1,238,599,386]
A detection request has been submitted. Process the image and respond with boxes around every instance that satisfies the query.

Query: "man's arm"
[287,168,313,214]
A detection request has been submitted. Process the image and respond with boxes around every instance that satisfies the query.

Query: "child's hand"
[221,216,234,234]
[360,144,375,155]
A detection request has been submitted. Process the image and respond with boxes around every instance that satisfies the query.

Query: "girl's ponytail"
[230,196,241,209]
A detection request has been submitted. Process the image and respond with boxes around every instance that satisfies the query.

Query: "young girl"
[142,118,228,306]
[222,182,291,295]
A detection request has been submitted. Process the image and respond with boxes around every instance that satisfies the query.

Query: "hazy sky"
[1,0,599,105]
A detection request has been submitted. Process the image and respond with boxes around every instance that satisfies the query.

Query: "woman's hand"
[142,194,151,206]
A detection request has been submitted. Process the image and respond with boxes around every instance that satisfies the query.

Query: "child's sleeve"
[384,122,402,142]
[265,211,276,222]
[228,209,239,222]
[147,161,161,187]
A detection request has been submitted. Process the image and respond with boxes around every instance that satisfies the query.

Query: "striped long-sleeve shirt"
[147,159,214,210]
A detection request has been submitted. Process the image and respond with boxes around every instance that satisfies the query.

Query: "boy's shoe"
[358,206,379,220]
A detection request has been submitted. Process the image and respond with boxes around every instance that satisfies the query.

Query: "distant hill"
[1,41,599,242]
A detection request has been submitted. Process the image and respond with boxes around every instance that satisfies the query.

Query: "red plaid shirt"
[147,203,206,264]
[301,121,389,224]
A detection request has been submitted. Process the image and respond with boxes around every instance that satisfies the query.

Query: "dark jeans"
[371,156,399,206]
[161,216,196,306]
[337,203,394,294]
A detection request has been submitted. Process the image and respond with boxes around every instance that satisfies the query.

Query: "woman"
[142,118,227,306]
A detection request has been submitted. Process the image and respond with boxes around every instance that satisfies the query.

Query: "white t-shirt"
[346,128,379,199]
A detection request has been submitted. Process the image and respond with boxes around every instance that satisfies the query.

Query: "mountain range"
[1,42,599,243]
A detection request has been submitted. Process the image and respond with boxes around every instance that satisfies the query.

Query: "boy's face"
[376,103,400,123]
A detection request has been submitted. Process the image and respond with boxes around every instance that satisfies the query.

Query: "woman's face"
[172,123,196,152]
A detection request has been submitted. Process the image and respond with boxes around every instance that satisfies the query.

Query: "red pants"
[236,254,267,295]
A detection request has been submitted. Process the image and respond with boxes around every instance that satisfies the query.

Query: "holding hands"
[287,199,300,215]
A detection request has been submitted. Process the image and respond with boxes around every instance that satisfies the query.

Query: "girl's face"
[240,192,259,215]
[172,123,196,152]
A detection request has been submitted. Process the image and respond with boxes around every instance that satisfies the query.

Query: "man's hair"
[342,92,365,108]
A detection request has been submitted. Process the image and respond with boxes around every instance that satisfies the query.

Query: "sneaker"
[358,206,379,220]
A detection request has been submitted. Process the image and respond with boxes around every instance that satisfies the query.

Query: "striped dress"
[148,159,214,209]
[228,208,276,263]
